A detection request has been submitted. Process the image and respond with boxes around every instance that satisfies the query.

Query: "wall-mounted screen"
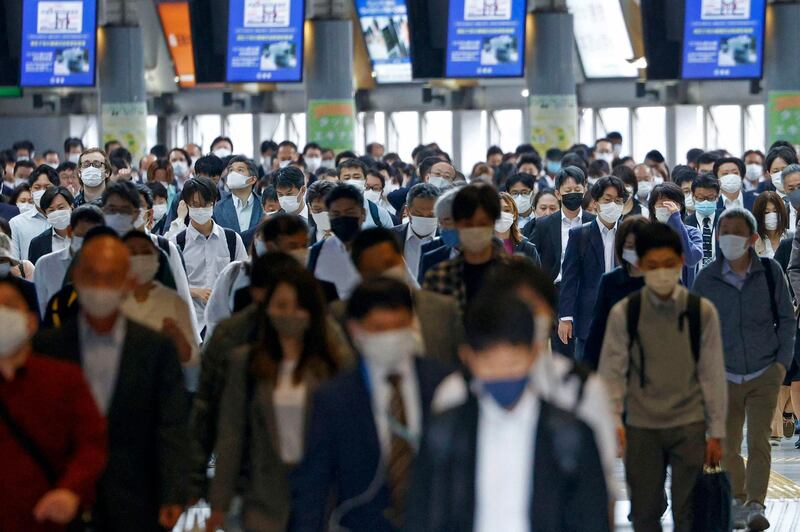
[20,0,97,87]
[681,0,765,79]
[354,0,413,83]
[226,0,304,83]
[444,0,526,78]
[567,0,638,79]
[157,1,196,88]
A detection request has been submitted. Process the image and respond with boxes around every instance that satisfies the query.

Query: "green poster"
[768,91,800,147]
[101,102,148,160]
[529,94,577,154]
[307,99,355,153]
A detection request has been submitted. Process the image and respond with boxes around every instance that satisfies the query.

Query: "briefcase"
[691,465,732,532]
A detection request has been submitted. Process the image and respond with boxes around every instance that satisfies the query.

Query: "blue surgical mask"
[481,376,529,409]
[440,228,459,248]
[695,200,717,217]
[546,161,561,174]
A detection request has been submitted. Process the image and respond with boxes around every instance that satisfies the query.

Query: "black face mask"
[330,215,361,243]
[561,192,583,211]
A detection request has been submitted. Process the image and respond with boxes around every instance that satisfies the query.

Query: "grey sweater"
[599,285,728,438]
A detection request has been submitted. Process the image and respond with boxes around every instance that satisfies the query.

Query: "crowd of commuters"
[1,132,800,532]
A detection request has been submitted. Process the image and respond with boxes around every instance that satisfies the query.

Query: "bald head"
[73,235,131,290]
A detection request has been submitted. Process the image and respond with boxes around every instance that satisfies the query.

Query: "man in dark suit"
[291,278,450,531]
[405,294,609,532]
[390,183,440,281]
[685,173,724,268]
[27,186,75,264]
[416,187,461,283]
[558,176,629,361]
[713,157,757,211]
[32,234,188,532]
[0,201,19,221]
[213,155,264,234]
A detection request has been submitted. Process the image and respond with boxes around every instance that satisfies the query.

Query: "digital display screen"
[445,0,526,78]
[681,0,765,79]
[20,0,97,87]
[226,0,304,83]
[354,0,413,84]
[566,0,638,79]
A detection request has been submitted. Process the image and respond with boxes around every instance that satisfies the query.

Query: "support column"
[526,11,578,154]
[764,2,800,148]
[98,26,148,158]
[305,20,356,154]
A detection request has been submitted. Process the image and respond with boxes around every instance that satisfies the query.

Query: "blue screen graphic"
[226,0,304,83]
[681,0,765,79]
[20,0,97,87]
[445,0,526,78]
[354,0,413,83]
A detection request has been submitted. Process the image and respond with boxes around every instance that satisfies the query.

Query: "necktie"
[385,373,413,526]
[702,218,713,267]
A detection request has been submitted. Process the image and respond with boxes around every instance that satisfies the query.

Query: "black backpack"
[175,227,238,261]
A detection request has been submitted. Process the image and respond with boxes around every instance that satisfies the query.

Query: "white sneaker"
[745,501,770,531]
[731,499,747,529]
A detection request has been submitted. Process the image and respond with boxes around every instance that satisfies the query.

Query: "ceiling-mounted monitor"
[157,1,197,88]
[20,0,98,87]
[566,0,638,79]
[354,0,413,83]
[226,0,305,83]
[444,0,526,78]
[681,0,765,80]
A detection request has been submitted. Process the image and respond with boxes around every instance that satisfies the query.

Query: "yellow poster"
[101,102,148,159]
[529,94,577,153]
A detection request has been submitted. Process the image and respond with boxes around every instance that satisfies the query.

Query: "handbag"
[691,465,732,532]
[0,399,93,531]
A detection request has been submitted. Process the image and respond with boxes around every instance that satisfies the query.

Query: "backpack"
[563,360,592,412]
[367,200,381,227]
[176,227,238,261]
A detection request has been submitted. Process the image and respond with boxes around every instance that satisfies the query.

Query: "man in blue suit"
[685,173,724,268]
[558,176,628,361]
[213,155,263,234]
[713,157,757,211]
[291,278,450,531]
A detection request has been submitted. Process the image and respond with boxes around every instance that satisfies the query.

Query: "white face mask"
[764,212,779,231]
[494,211,515,233]
[428,176,450,189]
[363,189,382,204]
[644,267,681,297]
[305,156,322,173]
[745,164,763,182]
[67,153,81,164]
[213,148,231,159]
[278,193,302,213]
[772,171,784,193]
[653,176,664,185]
[129,254,160,285]
[0,306,29,357]
[684,194,695,211]
[384,180,400,195]
[32,189,46,208]
[458,227,494,253]
[597,152,614,165]
[637,180,653,198]
[189,206,214,225]
[77,287,125,318]
[152,204,168,222]
[719,174,742,194]
[320,159,335,170]
[410,215,438,238]
[279,159,292,169]
[47,209,71,230]
[354,327,418,370]
[105,213,135,235]
[288,248,309,266]
[655,206,671,223]
[172,161,189,178]
[346,179,366,192]
[311,210,331,232]
[80,166,104,188]
[261,156,272,170]
[70,236,84,254]
[226,171,250,190]
[719,234,749,261]
[514,193,532,213]
[622,248,639,268]
[16,202,34,214]
[598,202,623,224]
[382,263,411,284]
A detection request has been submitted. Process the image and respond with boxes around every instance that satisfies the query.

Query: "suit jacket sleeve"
[787,230,800,297]
[558,227,582,320]
[583,273,612,370]
[668,212,703,267]
[562,424,611,532]
[403,420,438,532]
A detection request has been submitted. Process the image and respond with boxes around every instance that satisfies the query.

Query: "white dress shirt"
[363,198,395,229]
[273,360,308,464]
[33,245,73,317]
[474,388,538,532]
[313,236,361,300]
[234,192,255,231]
[598,219,617,273]
[695,211,717,261]
[404,226,434,281]
[365,354,422,454]
[722,191,744,210]
[204,259,251,338]
[79,314,126,414]
[555,209,583,283]
[146,231,198,335]
[518,213,534,229]
[9,208,50,261]
[50,230,70,258]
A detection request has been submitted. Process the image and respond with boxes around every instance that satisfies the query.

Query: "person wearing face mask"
[594,137,615,167]
[12,139,34,162]
[647,182,704,287]
[713,157,757,211]
[291,278,450,532]
[26,186,74,265]
[633,163,659,204]
[337,159,396,229]
[274,166,308,220]
[145,181,170,235]
[32,234,189,532]
[257,139,278,177]
[168,148,193,193]
[505,173,536,230]
[671,165,698,217]
[0,278,108,532]
[693,208,795,531]
[644,149,670,182]
[74,148,111,207]
[214,156,264,235]
[417,187,465,283]
[778,163,800,230]
[162,154,227,232]
[752,192,791,262]
[304,180,335,245]
[423,185,512,314]
[0,232,38,311]
[302,142,323,173]
[421,157,457,192]
[209,136,234,160]
[275,140,299,169]
[496,192,541,264]
[407,292,611,532]
[364,169,399,223]
[558,176,629,361]
[760,146,797,194]
[205,267,343,532]
[684,174,725,269]
[9,165,58,262]
[612,165,651,222]
[743,149,766,192]
[390,184,441,281]
[599,222,727,532]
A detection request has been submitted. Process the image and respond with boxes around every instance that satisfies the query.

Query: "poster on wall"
[445,0,526,78]
[681,0,766,79]
[767,91,800,149]
[529,94,577,154]
[20,0,98,87]
[307,100,356,153]
[354,0,413,83]
[226,0,304,83]
[101,102,148,160]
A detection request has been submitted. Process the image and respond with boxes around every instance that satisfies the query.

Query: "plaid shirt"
[422,247,510,313]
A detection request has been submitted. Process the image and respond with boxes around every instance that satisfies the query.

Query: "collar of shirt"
[561,209,582,225]
[596,218,618,235]
[52,230,69,243]
[645,284,685,310]
[234,193,253,211]
[406,224,433,243]
[722,258,752,283]
[724,192,743,208]
[696,211,717,225]
[187,220,222,241]
[78,312,126,345]
[26,208,46,221]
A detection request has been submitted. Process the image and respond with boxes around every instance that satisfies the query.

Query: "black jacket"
[531,210,596,282]
[27,227,54,265]
[404,395,610,532]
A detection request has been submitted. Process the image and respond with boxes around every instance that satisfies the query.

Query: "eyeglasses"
[509,191,532,198]
[80,161,106,169]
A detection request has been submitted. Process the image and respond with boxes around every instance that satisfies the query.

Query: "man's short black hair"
[335,150,359,167]
[644,150,665,163]
[514,143,538,156]
[250,251,303,288]
[211,136,234,151]
[149,144,168,159]
[766,146,798,171]
[686,148,704,165]
[110,146,133,165]
[452,184,502,222]
[696,151,721,166]
[40,186,74,211]
[671,165,698,186]
[588,160,610,178]
[278,140,298,151]
[261,185,278,202]
[303,142,322,154]
[56,161,77,174]
[516,153,542,173]
[554,165,586,189]
[194,155,225,178]
[612,164,637,192]
[346,277,413,320]
[145,180,169,200]
[227,155,259,178]
[274,166,305,190]
[260,140,279,154]
[325,183,364,209]
[590,176,628,203]
[260,213,308,243]
[102,180,141,208]
[486,145,504,159]
[560,153,588,175]
[635,222,683,259]
[505,173,536,192]
[14,160,35,174]
[63,137,83,153]
[135,183,154,209]
[691,173,721,194]
[306,180,336,205]
[337,158,368,176]
[70,204,104,228]
[350,227,402,268]
[28,165,60,187]
[418,156,446,180]
[13,140,35,154]
[181,176,219,204]
[607,131,623,142]
[465,292,533,351]
[647,182,686,218]
[713,157,745,178]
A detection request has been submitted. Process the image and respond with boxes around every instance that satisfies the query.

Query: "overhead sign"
[768,91,800,148]
[20,0,97,87]
[445,0,526,78]
[354,0,413,83]
[681,0,766,79]
[157,1,196,87]
[226,0,304,83]
[307,99,356,153]
[566,0,637,79]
